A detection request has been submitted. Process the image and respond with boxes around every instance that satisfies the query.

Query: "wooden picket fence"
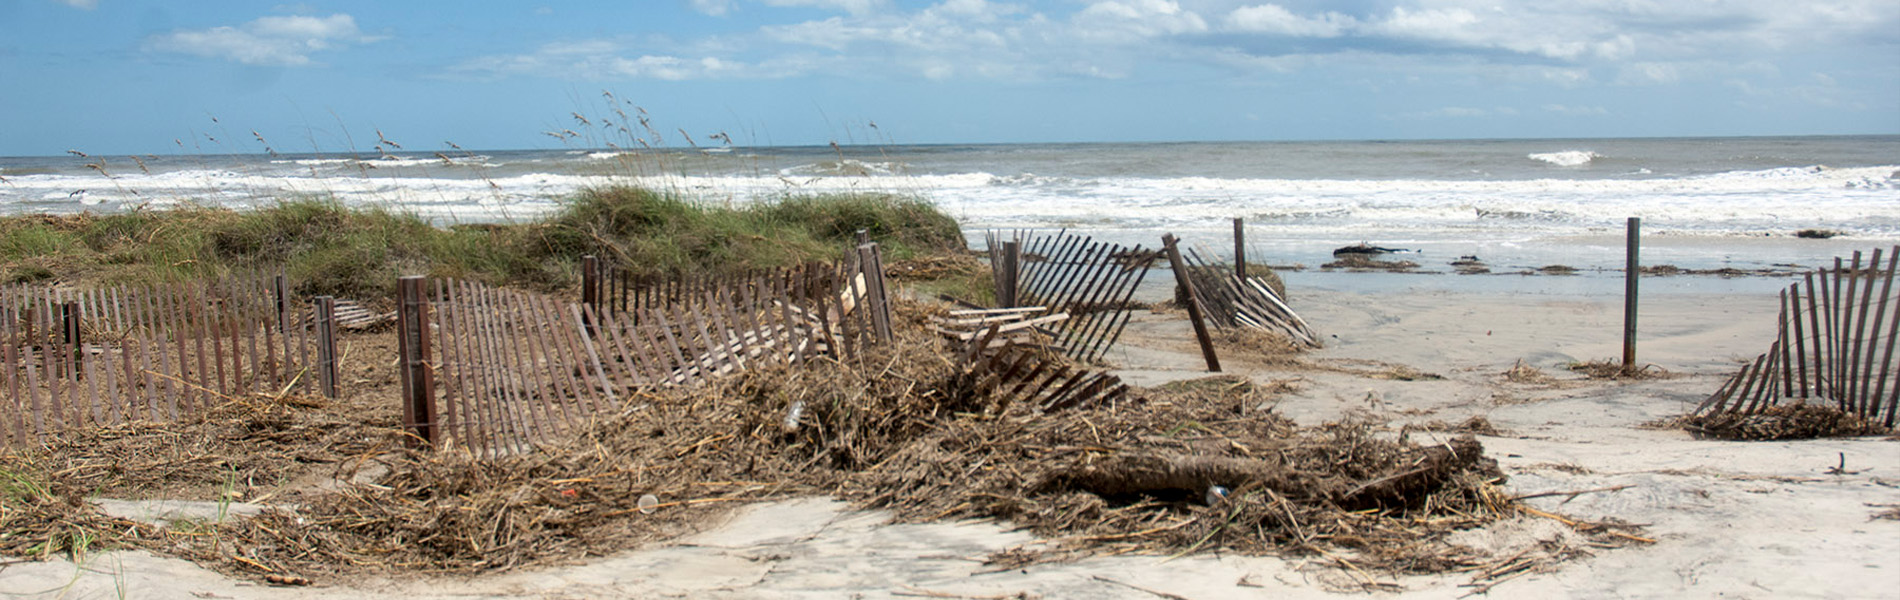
[410,250,895,457]
[0,275,330,447]
[1696,246,1900,427]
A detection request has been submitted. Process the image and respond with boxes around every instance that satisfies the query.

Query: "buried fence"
[0,275,332,447]
[1696,246,1900,427]
[408,250,895,457]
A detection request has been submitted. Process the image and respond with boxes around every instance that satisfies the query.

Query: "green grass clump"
[0,187,964,301]
[538,186,963,277]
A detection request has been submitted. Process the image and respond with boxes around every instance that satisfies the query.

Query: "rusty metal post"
[314,296,338,399]
[1163,234,1221,372]
[1623,217,1640,371]
[396,277,436,447]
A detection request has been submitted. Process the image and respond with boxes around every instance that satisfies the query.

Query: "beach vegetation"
[0,186,964,302]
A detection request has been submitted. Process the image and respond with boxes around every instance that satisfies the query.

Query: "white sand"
[4,280,1896,599]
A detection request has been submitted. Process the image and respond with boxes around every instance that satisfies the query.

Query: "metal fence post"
[314,296,338,398]
[396,276,436,447]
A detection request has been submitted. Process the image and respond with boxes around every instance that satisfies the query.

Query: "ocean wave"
[780,160,907,177]
[1528,150,1600,167]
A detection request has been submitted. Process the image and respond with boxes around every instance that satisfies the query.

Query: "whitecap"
[1528,150,1600,167]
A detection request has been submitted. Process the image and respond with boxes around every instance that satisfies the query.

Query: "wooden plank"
[448,281,499,457]
[1805,272,1828,398]
[571,303,620,408]
[3,310,23,445]
[1163,234,1220,372]
[594,300,650,390]
[483,283,544,450]
[1867,247,1900,425]
[516,291,576,434]
[538,293,603,415]
[1790,284,1810,398]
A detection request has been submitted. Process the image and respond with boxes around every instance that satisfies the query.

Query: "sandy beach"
[4,271,1894,599]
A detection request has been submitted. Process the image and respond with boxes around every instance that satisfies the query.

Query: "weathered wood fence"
[0,275,331,447]
[985,230,1155,363]
[1697,246,1900,426]
[407,249,895,457]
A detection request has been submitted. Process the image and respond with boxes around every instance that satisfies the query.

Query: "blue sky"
[2,0,1895,156]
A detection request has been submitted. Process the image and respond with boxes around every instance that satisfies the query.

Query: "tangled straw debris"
[4,309,1644,587]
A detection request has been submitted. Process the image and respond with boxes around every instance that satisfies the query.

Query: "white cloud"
[439,0,1899,102]
[55,0,98,9]
[1226,4,1355,38]
[761,0,886,16]
[145,14,383,66]
[689,0,736,16]
[1073,0,1208,39]
[1544,104,1609,116]
[1618,62,1680,84]
[449,38,806,81]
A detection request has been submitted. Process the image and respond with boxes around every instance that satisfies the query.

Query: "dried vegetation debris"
[4,307,1635,586]
[1674,402,1891,440]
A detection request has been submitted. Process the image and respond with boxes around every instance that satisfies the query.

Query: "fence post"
[314,296,338,399]
[1233,217,1247,280]
[60,301,80,380]
[1163,234,1221,373]
[581,255,600,328]
[1623,217,1640,371]
[999,241,1021,308]
[397,276,436,447]
[858,243,893,341]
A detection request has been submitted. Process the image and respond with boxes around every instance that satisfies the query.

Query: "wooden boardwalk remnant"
[1696,246,1900,427]
[0,274,327,447]
[983,230,1156,363]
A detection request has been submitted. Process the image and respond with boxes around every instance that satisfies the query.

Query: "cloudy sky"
[2,0,1895,156]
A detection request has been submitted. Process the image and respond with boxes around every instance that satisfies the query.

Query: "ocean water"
[3,136,1896,276]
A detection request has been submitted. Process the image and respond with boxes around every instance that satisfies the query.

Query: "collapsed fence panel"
[0,274,325,447]
[985,230,1155,363]
[1696,246,1900,427]
[1179,244,1321,349]
[933,308,1133,414]
[424,250,893,457]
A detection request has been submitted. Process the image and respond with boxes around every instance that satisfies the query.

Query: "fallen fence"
[1696,246,1900,427]
[411,250,895,457]
[933,307,1132,414]
[1176,242,1321,349]
[985,230,1156,363]
[0,274,329,447]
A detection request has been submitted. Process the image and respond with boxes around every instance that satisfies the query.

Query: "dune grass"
[0,187,965,301]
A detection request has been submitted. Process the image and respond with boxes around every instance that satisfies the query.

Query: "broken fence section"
[984,230,1156,363]
[416,252,895,458]
[0,274,329,447]
[933,307,1132,414]
[1179,243,1321,349]
[1696,246,1900,427]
